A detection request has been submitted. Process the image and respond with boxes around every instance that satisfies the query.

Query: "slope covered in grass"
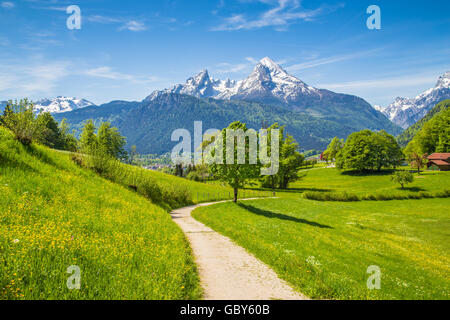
[0,127,201,300]
[193,198,450,300]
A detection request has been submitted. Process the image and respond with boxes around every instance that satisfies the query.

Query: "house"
[427,153,450,171]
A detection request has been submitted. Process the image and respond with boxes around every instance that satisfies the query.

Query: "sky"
[0,0,449,106]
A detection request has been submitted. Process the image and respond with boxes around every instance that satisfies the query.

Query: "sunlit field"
[193,197,450,300]
[0,127,202,299]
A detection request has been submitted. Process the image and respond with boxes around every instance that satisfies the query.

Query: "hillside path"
[170,199,307,300]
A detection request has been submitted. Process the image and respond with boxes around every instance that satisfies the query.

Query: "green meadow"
[194,169,450,300]
[0,126,234,300]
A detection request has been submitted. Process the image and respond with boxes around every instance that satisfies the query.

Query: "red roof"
[427,153,450,161]
[429,160,450,166]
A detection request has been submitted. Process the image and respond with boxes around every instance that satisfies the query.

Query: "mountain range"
[375,71,450,129]
[50,57,401,154]
[0,97,96,114]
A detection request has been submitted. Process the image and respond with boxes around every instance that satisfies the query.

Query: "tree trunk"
[233,188,238,203]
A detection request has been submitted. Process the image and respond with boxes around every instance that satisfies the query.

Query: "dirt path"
[170,199,307,300]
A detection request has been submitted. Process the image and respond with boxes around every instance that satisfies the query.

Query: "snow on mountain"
[34,97,95,114]
[146,57,320,106]
[377,71,450,129]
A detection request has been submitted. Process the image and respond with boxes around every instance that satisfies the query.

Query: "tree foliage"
[79,120,127,160]
[0,99,45,145]
[323,137,344,162]
[391,171,414,189]
[207,121,261,202]
[398,99,449,147]
[260,123,305,189]
[336,130,403,172]
[404,104,450,156]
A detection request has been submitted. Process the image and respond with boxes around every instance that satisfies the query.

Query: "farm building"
[427,153,450,171]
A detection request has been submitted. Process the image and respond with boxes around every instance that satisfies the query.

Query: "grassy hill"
[397,99,450,147]
[0,125,234,300]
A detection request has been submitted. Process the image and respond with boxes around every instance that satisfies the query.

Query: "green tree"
[405,106,450,155]
[0,102,14,126]
[59,119,78,152]
[207,121,261,202]
[324,137,344,162]
[79,120,98,153]
[97,122,127,159]
[336,130,403,172]
[36,112,61,149]
[1,99,45,145]
[261,124,305,189]
[409,152,427,174]
[391,171,414,189]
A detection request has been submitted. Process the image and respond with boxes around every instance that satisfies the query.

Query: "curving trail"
[170,199,307,300]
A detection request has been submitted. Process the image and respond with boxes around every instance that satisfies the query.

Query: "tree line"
[0,99,126,160]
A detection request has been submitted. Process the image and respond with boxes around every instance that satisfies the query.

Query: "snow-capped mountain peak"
[34,97,95,114]
[436,71,450,89]
[146,57,319,105]
[377,71,450,129]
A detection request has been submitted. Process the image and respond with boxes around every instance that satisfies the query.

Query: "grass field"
[245,167,450,200]
[194,168,450,300]
[0,127,206,299]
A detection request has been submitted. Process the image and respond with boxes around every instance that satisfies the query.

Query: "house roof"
[427,153,450,161]
[429,160,450,166]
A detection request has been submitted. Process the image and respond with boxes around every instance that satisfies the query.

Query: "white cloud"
[119,20,147,32]
[84,66,158,84]
[1,1,14,9]
[86,15,122,24]
[0,60,70,98]
[212,0,341,31]
[215,57,257,73]
[286,50,379,72]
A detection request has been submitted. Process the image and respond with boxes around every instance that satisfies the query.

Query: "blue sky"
[0,0,449,106]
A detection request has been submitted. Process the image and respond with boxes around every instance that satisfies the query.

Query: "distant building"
[427,153,450,171]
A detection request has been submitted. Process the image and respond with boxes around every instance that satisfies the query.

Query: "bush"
[137,177,163,204]
[391,171,414,189]
[303,191,360,202]
[304,189,450,202]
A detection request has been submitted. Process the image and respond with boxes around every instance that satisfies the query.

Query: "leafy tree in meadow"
[0,99,45,145]
[391,171,414,189]
[336,130,403,172]
[207,121,261,202]
[58,119,78,152]
[36,112,62,149]
[79,120,98,153]
[97,122,127,159]
[409,152,428,174]
[261,124,305,189]
[324,137,344,162]
[0,102,14,126]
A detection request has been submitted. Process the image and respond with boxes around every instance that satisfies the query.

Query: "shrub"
[137,177,163,204]
[391,171,414,189]
[303,191,360,202]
